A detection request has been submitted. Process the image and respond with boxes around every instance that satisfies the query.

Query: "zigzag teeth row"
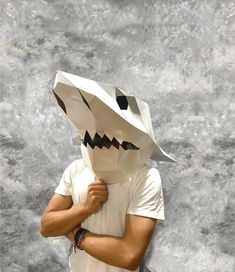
[81,130,139,150]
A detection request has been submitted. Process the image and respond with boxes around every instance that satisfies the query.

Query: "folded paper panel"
[115,87,127,97]
[84,96,145,143]
[54,71,75,89]
[97,82,117,100]
[72,136,81,145]
[138,106,155,139]
[126,96,141,115]
[60,71,124,118]
[122,110,147,133]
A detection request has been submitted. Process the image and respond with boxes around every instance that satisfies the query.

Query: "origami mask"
[52,70,176,184]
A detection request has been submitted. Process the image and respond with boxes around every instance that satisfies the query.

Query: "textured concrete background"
[1,0,235,271]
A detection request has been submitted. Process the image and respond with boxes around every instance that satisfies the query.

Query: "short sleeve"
[127,166,165,220]
[54,160,78,196]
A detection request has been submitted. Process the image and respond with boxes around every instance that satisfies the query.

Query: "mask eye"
[116,96,128,110]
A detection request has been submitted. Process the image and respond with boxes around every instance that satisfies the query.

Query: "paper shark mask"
[52,70,176,184]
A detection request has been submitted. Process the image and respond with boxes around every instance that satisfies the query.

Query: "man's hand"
[64,179,108,243]
[84,179,109,214]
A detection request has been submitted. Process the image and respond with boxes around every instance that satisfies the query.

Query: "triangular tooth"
[88,130,96,140]
[87,133,95,148]
[79,129,86,139]
[88,143,95,149]
[102,134,110,141]
[93,133,103,149]
[97,131,104,139]
[102,134,112,149]
[120,141,127,150]
[111,138,120,149]
[83,130,90,146]
[104,131,113,141]
[114,137,123,144]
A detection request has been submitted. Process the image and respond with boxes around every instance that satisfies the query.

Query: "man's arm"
[78,214,157,271]
[40,194,92,237]
[40,180,108,237]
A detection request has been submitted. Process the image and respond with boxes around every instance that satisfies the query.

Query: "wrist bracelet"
[77,229,89,250]
[74,227,89,250]
[69,227,89,255]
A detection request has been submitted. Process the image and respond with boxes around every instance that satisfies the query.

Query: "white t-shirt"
[54,159,165,272]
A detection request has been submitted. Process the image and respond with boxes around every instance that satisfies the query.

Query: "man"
[40,71,176,272]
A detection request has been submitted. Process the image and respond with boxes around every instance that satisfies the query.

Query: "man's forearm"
[80,233,139,271]
[65,225,81,243]
[65,230,75,242]
[40,204,91,237]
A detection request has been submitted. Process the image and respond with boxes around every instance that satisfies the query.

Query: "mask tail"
[150,144,177,163]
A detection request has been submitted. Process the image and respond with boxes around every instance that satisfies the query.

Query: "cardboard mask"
[52,70,176,184]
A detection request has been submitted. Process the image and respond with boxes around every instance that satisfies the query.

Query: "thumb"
[93,177,105,184]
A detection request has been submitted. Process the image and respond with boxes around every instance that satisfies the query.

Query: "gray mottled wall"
[1,0,234,271]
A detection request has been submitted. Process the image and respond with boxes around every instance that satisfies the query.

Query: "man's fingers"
[91,195,108,203]
[92,179,105,185]
[102,197,108,203]
[89,190,108,196]
[85,179,109,214]
[88,184,108,193]
[88,184,107,190]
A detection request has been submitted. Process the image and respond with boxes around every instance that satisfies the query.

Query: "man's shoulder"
[66,158,86,177]
[137,163,161,178]
[70,158,84,167]
[134,164,161,186]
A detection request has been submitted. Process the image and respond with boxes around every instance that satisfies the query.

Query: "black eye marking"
[53,90,67,114]
[116,96,128,110]
[77,89,91,110]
